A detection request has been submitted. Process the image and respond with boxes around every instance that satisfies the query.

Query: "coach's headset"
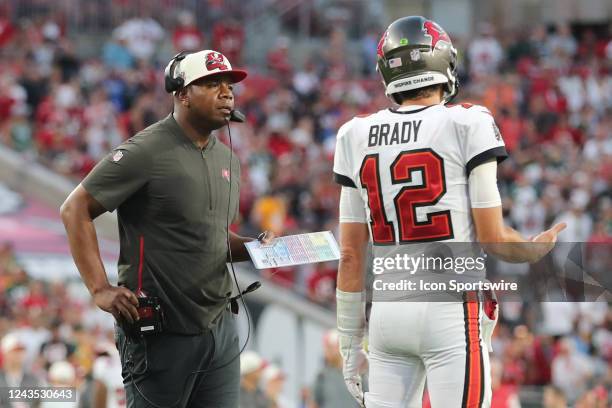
[164,51,246,123]
[124,52,254,408]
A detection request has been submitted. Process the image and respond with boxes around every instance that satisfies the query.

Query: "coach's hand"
[339,336,367,407]
[257,230,276,246]
[93,285,140,323]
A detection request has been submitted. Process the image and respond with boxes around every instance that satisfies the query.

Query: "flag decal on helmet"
[389,57,402,68]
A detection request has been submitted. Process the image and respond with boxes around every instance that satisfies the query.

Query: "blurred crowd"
[487,303,611,407]
[0,242,124,407]
[0,2,611,407]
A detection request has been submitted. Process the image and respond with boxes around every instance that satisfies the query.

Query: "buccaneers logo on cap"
[205,52,229,71]
[423,20,450,49]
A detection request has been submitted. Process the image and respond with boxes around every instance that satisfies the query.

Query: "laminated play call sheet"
[245,231,340,269]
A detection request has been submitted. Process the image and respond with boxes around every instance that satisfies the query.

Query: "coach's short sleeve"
[82,141,151,212]
[463,107,508,176]
[333,119,357,188]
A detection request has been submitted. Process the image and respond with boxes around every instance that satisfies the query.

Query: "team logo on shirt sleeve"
[112,150,123,162]
[222,168,231,182]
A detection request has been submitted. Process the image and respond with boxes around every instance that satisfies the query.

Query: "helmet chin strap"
[443,77,460,105]
[388,92,402,105]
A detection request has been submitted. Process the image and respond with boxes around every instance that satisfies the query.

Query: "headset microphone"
[228,281,260,315]
[229,109,246,123]
[230,281,261,301]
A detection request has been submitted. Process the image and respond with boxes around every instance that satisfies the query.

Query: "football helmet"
[376,16,458,104]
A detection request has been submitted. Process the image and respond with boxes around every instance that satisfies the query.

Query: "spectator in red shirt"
[498,106,523,152]
[267,130,293,158]
[20,280,49,310]
[588,221,612,244]
[0,12,14,48]
[523,334,554,386]
[172,10,203,52]
[502,336,527,385]
[267,37,293,79]
[262,266,296,289]
[542,83,568,114]
[547,114,583,145]
[306,263,337,304]
[529,95,558,139]
[491,358,521,408]
[211,18,244,65]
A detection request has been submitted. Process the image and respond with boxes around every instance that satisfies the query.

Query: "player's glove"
[337,289,367,407]
[481,294,498,353]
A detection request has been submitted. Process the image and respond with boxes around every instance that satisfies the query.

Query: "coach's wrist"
[91,281,112,296]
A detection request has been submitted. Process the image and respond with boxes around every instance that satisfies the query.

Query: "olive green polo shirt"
[82,114,240,334]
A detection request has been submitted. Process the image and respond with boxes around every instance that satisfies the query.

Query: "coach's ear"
[176,87,190,108]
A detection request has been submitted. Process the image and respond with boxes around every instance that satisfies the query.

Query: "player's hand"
[257,230,276,246]
[339,335,368,407]
[482,299,498,352]
[93,285,140,323]
[529,222,567,262]
[343,351,367,407]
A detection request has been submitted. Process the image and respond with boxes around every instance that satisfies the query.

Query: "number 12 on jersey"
[359,148,454,244]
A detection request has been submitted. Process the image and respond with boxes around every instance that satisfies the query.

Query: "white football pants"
[365,301,496,408]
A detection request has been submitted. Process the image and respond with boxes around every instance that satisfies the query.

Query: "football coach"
[61,49,270,407]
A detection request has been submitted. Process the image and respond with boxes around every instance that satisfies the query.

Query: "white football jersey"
[93,353,126,408]
[333,103,507,246]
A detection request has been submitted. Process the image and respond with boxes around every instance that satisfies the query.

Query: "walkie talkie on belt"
[135,292,164,335]
[122,236,165,338]
[121,289,165,339]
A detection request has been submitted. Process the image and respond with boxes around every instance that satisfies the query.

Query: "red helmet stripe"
[377,30,388,58]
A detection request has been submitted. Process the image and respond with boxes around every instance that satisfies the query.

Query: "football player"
[92,342,126,408]
[333,16,566,408]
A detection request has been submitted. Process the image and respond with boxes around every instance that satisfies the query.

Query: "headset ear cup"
[175,77,184,90]
[164,73,178,93]
[164,52,188,93]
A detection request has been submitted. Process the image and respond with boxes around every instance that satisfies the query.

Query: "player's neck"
[399,95,442,108]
